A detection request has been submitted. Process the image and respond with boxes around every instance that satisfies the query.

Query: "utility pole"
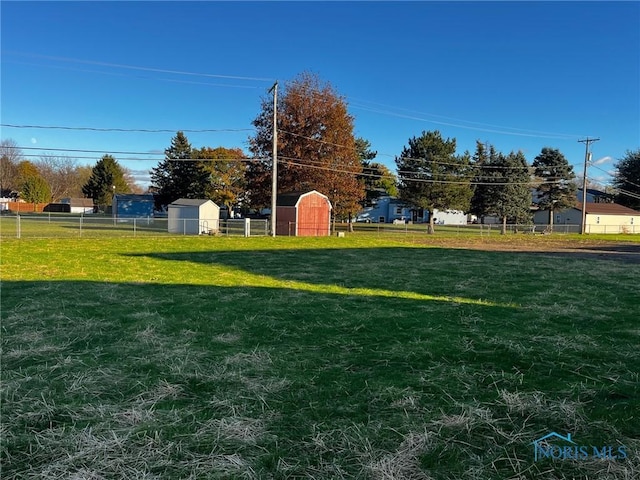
[269,81,278,237]
[578,137,599,234]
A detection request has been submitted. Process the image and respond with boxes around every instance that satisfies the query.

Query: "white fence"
[0,214,269,239]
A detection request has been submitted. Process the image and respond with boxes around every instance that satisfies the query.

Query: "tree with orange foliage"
[247,72,364,221]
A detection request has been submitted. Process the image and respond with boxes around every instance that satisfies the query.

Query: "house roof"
[576,202,640,215]
[578,187,612,197]
[170,198,216,207]
[63,198,94,207]
[277,190,330,207]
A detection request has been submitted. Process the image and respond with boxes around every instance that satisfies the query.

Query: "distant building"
[168,198,220,235]
[61,198,94,214]
[356,196,467,225]
[276,190,332,236]
[112,194,155,218]
[576,188,614,204]
[533,202,640,233]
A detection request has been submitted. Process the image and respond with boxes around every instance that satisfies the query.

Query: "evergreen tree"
[357,138,397,207]
[82,155,130,208]
[150,132,209,207]
[532,147,576,230]
[489,151,533,233]
[395,130,472,233]
[613,149,640,210]
[469,141,499,223]
[360,161,398,207]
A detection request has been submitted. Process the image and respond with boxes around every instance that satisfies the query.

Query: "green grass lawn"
[1,235,638,479]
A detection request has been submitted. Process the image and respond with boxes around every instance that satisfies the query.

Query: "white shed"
[168,198,220,235]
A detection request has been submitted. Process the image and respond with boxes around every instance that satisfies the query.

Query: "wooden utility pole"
[578,137,599,234]
[269,81,278,237]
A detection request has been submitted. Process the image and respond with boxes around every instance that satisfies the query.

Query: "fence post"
[16,214,21,238]
[244,218,250,237]
[79,216,83,237]
[134,218,137,237]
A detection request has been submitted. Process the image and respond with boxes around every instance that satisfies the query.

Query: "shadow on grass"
[122,246,530,307]
[3,276,639,479]
[121,244,640,314]
[3,244,639,477]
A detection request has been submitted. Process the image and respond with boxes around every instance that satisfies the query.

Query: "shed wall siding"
[276,207,297,236]
[297,194,330,236]
[168,206,199,234]
[585,213,640,233]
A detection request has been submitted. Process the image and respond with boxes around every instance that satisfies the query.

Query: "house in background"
[113,194,155,218]
[533,202,640,233]
[168,198,220,235]
[61,198,94,214]
[576,188,614,204]
[276,190,332,236]
[356,196,467,225]
[356,196,410,223]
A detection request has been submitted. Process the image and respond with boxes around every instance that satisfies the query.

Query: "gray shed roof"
[62,198,94,207]
[170,198,216,207]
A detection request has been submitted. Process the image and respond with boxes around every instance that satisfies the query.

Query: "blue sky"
[2,1,639,188]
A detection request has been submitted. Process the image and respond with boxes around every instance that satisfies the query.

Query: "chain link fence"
[1,214,637,239]
[0,214,269,239]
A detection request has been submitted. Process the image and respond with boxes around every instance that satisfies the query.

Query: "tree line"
[150,72,640,231]
[0,139,142,207]
[2,72,638,225]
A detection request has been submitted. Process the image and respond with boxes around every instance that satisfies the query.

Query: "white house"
[533,202,640,234]
[61,198,94,214]
[356,195,467,225]
[168,198,220,235]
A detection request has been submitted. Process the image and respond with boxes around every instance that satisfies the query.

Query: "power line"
[348,98,584,140]
[285,87,585,140]
[4,51,622,161]
[19,153,264,163]
[5,60,266,90]
[282,159,543,186]
[3,51,275,82]
[349,101,583,140]
[7,143,560,187]
[588,162,640,191]
[5,51,590,142]
[12,146,165,156]
[279,130,537,170]
[1,124,254,134]
[10,142,538,172]
[615,188,640,201]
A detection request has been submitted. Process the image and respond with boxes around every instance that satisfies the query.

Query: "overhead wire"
[282,159,547,186]
[590,163,640,190]
[2,124,255,134]
[3,51,275,82]
[4,52,633,192]
[4,60,265,90]
[4,51,600,167]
